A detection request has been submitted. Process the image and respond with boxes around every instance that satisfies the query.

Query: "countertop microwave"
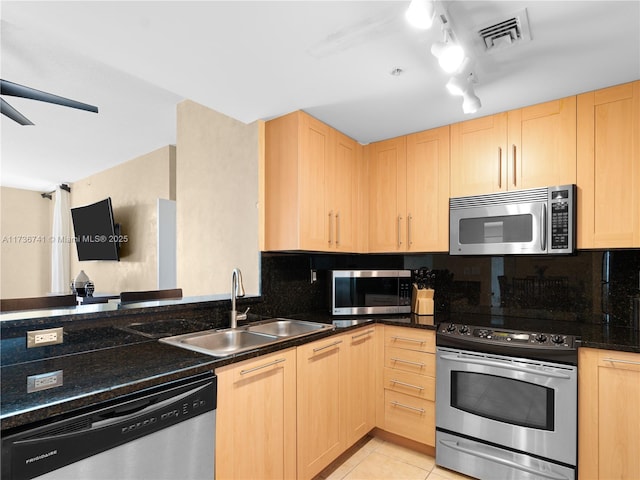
[330,270,411,315]
[449,184,576,256]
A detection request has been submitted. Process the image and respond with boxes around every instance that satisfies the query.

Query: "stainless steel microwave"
[330,270,411,315]
[449,184,576,255]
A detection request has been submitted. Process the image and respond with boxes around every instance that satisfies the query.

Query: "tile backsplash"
[260,250,640,326]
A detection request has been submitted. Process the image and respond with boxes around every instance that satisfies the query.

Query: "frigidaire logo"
[25,450,57,464]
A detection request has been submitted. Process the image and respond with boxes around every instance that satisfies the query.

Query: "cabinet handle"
[397,215,403,247]
[390,379,424,391]
[352,329,375,340]
[407,214,413,246]
[390,400,425,414]
[498,147,502,188]
[603,357,640,366]
[328,211,333,245]
[240,358,286,375]
[391,335,425,344]
[313,340,343,353]
[335,212,340,246]
[391,357,425,368]
[512,144,517,187]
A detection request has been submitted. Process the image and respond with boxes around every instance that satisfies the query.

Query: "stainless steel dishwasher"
[1,372,216,480]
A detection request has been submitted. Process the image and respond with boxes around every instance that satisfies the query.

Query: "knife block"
[412,284,434,315]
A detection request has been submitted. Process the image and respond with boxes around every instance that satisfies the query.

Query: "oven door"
[436,347,576,465]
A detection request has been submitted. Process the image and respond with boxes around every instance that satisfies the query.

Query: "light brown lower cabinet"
[215,348,297,480]
[578,347,640,480]
[379,325,436,447]
[216,325,437,480]
[296,333,347,480]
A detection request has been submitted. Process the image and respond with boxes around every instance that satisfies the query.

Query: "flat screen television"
[71,197,120,261]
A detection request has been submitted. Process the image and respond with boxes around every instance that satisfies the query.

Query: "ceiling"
[2,1,639,192]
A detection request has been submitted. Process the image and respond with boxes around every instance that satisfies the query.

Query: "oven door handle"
[439,354,572,379]
[438,439,571,480]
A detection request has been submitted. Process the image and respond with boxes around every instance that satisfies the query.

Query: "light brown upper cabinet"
[264,111,361,252]
[368,126,450,253]
[450,96,577,197]
[577,80,640,249]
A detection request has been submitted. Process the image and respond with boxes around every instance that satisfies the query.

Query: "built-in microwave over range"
[449,184,576,255]
[330,270,411,315]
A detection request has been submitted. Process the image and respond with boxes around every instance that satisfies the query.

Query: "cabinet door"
[216,348,297,480]
[344,326,376,447]
[508,96,577,190]
[406,126,450,252]
[368,137,407,252]
[450,113,507,197]
[578,348,640,480]
[577,81,640,248]
[299,113,331,250]
[330,132,360,252]
[297,335,346,480]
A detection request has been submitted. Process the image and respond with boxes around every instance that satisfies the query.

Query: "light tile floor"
[313,436,478,480]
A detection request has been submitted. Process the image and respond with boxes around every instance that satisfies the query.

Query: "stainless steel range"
[436,322,579,480]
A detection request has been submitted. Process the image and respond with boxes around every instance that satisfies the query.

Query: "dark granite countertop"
[2,310,637,433]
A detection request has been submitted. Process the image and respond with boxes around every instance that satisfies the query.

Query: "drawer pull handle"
[603,357,640,366]
[390,400,425,414]
[390,379,424,391]
[391,335,425,344]
[313,340,343,353]
[240,358,286,375]
[352,329,375,340]
[390,357,425,368]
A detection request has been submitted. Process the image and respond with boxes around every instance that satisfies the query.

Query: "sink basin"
[248,319,334,337]
[160,329,278,357]
[160,319,334,358]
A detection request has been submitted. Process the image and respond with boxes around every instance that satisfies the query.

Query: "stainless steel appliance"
[449,184,576,255]
[1,373,216,480]
[330,269,411,315]
[436,323,578,480]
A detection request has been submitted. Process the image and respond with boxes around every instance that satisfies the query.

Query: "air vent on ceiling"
[477,8,531,52]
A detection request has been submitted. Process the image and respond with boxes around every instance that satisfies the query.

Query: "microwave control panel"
[549,185,575,253]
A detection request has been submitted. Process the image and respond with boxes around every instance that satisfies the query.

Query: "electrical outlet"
[27,370,63,393]
[27,327,64,348]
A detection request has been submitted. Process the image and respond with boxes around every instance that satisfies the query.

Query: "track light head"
[462,88,482,114]
[405,0,435,30]
[430,30,465,73]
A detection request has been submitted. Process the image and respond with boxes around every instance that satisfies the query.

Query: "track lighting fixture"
[405,0,435,30]
[404,1,483,114]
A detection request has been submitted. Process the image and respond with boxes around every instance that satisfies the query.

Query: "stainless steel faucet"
[230,268,247,329]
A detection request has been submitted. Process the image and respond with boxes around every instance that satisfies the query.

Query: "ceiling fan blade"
[0,97,34,125]
[0,79,98,113]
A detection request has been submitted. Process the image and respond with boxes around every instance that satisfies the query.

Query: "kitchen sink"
[247,319,333,337]
[159,319,334,357]
[160,329,278,357]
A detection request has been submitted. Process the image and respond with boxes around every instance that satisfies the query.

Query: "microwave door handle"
[439,353,572,379]
[541,203,547,252]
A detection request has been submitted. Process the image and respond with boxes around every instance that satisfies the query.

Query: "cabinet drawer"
[384,390,435,446]
[384,326,434,353]
[384,346,435,376]
[383,367,434,401]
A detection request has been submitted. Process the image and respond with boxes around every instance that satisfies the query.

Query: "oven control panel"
[439,323,577,349]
